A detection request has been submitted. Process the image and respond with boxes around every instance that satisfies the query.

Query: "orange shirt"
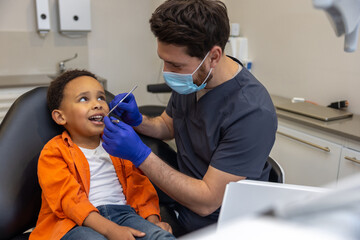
[30,131,160,240]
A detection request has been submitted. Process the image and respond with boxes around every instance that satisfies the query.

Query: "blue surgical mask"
[163,51,213,95]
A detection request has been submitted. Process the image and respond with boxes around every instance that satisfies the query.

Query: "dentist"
[103,0,277,234]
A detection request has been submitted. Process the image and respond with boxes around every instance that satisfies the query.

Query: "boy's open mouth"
[89,115,104,122]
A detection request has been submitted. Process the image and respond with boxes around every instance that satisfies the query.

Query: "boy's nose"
[93,102,103,110]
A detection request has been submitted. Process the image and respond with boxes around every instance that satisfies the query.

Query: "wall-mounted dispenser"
[225,23,253,71]
[35,0,50,36]
[58,0,91,33]
[228,37,252,72]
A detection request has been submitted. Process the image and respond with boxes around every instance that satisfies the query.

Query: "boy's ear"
[52,109,66,125]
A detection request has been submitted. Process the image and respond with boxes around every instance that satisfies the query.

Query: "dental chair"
[0,87,179,239]
[0,86,283,239]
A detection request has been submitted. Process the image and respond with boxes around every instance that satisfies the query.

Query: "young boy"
[29,70,175,240]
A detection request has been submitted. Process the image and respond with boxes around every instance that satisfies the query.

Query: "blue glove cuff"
[133,145,151,168]
[133,114,143,127]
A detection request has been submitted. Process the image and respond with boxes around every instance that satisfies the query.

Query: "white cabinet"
[338,148,360,180]
[0,86,36,124]
[270,125,342,187]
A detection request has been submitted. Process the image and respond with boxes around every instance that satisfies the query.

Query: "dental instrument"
[107,85,138,117]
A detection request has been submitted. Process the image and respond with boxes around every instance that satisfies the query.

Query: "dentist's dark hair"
[47,69,97,112]
[149,0,230,59]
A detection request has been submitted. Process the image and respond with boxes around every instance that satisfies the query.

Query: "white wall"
[88,0,169,106]
[0,0,169,107]
[224,0,360,115]
[1,0,360,113]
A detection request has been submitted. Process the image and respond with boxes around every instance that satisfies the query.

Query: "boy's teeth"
[89,115,104,122]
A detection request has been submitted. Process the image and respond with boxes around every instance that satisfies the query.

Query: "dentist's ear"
[52,109,66,125]
[209,46,222,68]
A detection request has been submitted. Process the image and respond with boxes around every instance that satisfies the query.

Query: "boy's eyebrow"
[76,91,90,98]
[76,91,89,98]
[76,90,105,98]
[98,90,106,96]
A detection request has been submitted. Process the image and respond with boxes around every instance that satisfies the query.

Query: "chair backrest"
[0,87,115,239]
[138,105,166,118]
[268,156,285,183]
[0,87,61,239]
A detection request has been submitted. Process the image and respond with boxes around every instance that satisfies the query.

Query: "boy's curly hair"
[47,69,97,112]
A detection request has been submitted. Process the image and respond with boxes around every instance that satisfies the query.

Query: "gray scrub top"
[165,60,277,231]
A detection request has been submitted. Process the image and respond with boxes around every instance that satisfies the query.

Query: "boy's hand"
[147,215,173,234]
[106,225,145,240]
[155,221,173,233]
[84,212,145,240]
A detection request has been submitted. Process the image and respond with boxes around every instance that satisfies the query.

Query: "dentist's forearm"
[138,152,220,216]
[134,112,174,140]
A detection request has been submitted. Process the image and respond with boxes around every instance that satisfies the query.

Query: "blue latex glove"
[102,116,151,167]
[109,93,142,126]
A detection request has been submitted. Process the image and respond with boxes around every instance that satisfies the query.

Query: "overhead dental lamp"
[313,0,360,52]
